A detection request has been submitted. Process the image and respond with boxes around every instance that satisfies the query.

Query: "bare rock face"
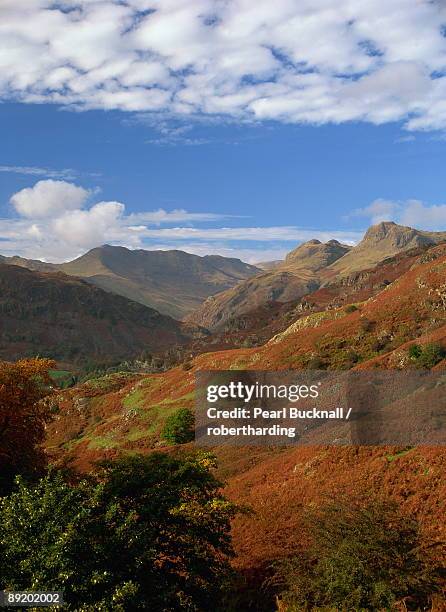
[186,223,446,331]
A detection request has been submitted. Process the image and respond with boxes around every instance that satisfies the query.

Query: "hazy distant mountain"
[187,239,350,330]
[256,260,283,271]
[56,246,260,320]
[327,221,446,276]
[0,264,200,365]
[0,246,260,320]
[0,254,56,273]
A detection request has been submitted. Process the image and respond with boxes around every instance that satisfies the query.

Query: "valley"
[2,221,446,610]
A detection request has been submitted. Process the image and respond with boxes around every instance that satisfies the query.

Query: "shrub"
[344,304,358,313]
[409,344,423,360]
[0,453,237,611]
[359,317,374,332]
[306,356,325,370]
[161,408,195,445]
[417,342,445,368]
[273,500,441,611]
[409,342,445,369]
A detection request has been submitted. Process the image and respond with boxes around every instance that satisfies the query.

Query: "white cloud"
[348,199,401,224]
[399,200,446,229]
[349,198,446,231]
[128,225,361,243]
[127,209,237,224]
[52,201,125,249]
[0,1,446,130]
[0,165,77,180]
[10,179,90,218]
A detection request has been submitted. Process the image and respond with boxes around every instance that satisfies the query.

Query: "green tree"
[162,408,195,445]
[409,342,445,368]
[0,453,237,611]
[274,500,441,611]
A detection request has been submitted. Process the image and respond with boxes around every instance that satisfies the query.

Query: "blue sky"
[1,1,446,263]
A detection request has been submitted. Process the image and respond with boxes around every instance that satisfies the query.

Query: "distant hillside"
[187,239,350,329]
[327,221,446,276]
[187,243,433,353]
[187,223,446,330]
[0,247,259,320]
[0,264,199,365]
[55,246,260,320]
[256,260,282,271]
[0,254,56,273]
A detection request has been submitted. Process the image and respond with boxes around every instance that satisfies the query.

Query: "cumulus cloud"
[10,180,90,218]
[1,1,446,130]
[52,201,125,248]
[399,200,446,229]
[349,198,446,230]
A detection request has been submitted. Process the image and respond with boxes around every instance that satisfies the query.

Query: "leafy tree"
[162,408,195,445]
[0,452,237,611]
[0,357,55,494]
[274,500,442,611]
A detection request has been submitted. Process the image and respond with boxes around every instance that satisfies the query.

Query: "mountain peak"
[362,221,444,249]
[284,238,351,270]
[364,221,404,240]
[329,222,446,275]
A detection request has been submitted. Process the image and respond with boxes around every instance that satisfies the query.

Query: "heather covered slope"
[58,245,260,319]
[0,265,200,365]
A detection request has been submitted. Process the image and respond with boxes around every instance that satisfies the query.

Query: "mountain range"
[1,247,259,320]
[1,221,446,366]
[187,222,446,329]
